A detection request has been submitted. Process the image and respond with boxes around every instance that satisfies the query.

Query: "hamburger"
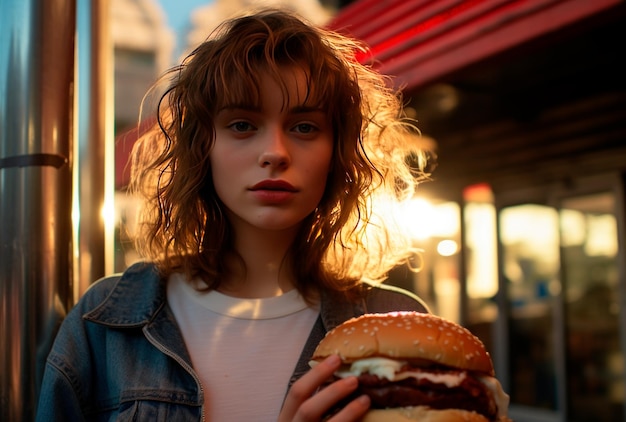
[309,312,511,421]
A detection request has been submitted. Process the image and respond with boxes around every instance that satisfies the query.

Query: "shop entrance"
[500,178,624,421]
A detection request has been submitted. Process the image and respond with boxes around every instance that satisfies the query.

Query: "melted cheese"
[334,357,466,387]
[395,369,466,387]
[336,357,404,381]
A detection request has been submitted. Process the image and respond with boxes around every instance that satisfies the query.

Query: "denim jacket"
[36,262,428,421]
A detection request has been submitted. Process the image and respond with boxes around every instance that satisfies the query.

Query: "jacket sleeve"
[35,299,91,422]
[36,361,86,422]
[35,276,119,421]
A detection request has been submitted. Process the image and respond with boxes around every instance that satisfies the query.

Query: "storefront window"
[500,204,559,410]
[501,191,623,421]
[560,192,622,421]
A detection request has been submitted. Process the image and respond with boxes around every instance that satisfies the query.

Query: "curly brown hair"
[130,9,430,300]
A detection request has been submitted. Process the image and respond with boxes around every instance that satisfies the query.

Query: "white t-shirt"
[167,273,319,422]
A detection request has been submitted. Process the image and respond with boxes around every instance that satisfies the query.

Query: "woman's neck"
[218,224,300,299]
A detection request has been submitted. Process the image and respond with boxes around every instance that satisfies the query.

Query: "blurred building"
[111,0,173,131]
[110,0,175,271]
[326,1,626,421]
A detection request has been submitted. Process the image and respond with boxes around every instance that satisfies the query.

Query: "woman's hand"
[279,355,370,422]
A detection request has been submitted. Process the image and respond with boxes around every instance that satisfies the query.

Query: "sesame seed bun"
[311,312,494,376]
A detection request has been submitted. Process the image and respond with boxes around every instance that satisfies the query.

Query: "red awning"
[327,0,621,91]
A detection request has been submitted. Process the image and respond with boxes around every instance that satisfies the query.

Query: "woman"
[37,8,431,421]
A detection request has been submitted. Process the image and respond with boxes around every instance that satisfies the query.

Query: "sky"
[157,0,214,54]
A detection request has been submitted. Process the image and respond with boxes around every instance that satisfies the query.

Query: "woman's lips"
[249,180,297,203]
[250,180,297,191]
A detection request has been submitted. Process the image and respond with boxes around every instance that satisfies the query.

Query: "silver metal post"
[0,0,75,419]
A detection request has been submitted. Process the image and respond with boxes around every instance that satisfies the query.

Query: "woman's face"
[210,68,333,234]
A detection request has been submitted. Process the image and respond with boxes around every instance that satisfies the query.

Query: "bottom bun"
[362,406,490,422]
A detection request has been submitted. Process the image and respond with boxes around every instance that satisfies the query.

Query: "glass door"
[500,188,624,421]
[500,204,560,414]
[560,192,622,421]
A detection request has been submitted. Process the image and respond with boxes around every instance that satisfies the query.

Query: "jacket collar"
[83,262,165,326]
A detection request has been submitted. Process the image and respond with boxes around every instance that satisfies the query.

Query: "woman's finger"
[296,377,370,422]
[280,355,342,421]
[327,394,370,422]
[280,354,370,422]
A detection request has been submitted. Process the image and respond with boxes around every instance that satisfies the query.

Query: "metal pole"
[75,0,110,298]
[0,0,75,419]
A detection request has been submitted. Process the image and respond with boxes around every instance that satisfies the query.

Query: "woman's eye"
[228,121,255,132]
[293,123,317,134]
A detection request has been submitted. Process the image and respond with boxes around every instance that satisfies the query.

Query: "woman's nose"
[259,129,290,168]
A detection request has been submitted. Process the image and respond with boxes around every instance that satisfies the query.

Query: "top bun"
[312,312,494,376]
